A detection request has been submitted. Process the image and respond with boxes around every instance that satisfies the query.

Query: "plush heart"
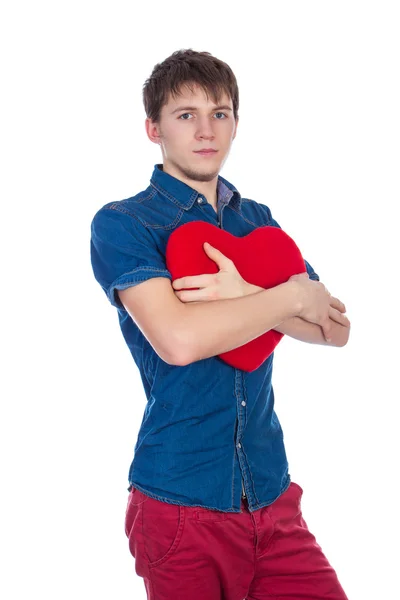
[166,221,307,372]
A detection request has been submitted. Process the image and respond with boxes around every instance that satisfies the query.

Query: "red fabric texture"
[125,482,348,600]
[166,221,307,371]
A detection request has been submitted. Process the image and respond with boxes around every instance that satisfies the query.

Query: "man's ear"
[145,118,162,145]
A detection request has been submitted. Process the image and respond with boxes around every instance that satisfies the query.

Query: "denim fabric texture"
[90,164,319,513]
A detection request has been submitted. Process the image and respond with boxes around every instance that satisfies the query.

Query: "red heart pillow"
[166,221,306,371]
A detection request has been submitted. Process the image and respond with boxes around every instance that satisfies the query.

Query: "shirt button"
[241,401,246,406]
[237,443,241,449]
[197,197,202,203]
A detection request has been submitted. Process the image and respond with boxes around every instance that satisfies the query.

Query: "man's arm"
[118,278,303,367]
[274,316,350,346]
[171,244,350,351]
[118,271,344,367]
[246,283,350,347]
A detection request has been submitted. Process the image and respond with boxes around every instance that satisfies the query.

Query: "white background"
[1,1,399,599]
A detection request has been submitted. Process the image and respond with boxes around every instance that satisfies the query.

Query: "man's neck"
[161,163,218,212]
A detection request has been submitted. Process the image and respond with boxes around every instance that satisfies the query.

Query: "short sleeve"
[90,205,172,310]
[260,203,320,282]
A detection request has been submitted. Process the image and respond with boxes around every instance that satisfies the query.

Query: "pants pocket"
[268,481,304,525]
[142,496,186,569]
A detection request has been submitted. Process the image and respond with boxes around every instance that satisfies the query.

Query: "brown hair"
[143,49,239,123]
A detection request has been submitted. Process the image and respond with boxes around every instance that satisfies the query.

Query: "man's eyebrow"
[171,105,233,114]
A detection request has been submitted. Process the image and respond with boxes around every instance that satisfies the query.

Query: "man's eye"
[179,113,192,120]
[214,112,227,119]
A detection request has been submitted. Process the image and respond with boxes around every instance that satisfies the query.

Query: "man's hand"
[172,242,253,302]
[172,248,350,346]
[250,272,350,339]
[288,272,350,338]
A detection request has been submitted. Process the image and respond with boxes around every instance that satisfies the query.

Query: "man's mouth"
[193,149,218,156]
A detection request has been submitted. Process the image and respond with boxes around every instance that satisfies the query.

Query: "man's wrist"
[285,280,304,317]
[245,281,303,318]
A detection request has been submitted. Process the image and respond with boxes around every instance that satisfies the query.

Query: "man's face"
[147,84,238,183]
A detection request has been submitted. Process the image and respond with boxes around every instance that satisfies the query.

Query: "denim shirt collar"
[150,164,242,211]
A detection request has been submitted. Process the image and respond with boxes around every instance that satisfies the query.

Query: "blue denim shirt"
[90,164,319,513]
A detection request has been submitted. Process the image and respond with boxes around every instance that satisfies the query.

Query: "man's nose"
[195,117,215,140]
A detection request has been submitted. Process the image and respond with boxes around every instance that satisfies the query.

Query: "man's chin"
[180,166,219,183]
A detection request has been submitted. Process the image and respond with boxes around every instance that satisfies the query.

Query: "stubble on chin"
[168,159,218,183]
[181,166,218,182]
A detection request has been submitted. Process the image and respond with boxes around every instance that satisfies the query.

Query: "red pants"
[125,482,348,599]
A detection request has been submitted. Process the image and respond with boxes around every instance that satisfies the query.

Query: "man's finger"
[330,296,346,313]
[172,274,216,290]
[203,243,233,267]
[175,288,212,303]
[329,307,351,327]
[321,319,332,343]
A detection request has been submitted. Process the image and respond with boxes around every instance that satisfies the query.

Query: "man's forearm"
[274,316,350,346]
[176,281,301,365]
[248,283,350,347]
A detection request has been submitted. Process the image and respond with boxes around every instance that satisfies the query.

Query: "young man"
[90,49,350,600]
